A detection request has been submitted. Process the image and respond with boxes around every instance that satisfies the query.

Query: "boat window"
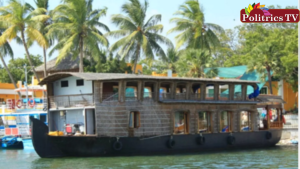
[198,111,211,133]
[246,85,255,101]
[234,84,242,101]
[219,84,229,101]
[220,111,232,133]
[76,79,84,86]
[175,83,186,100]
[159,82,172,100]
[125,82,138,101]
[144,82,155,100]
[102,82,119,101]
[205,84,214,100]
[61,80,68,87]
[129,111,140,128]
[240,111,251,132]
[174,111,189,134]
[191,83,201,100]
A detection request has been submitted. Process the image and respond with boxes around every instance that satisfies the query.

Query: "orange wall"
[263,81,298,111]
[263,81,278,96]
[152,72,178,77]
[127,63,143,73]
[282,81,298,111]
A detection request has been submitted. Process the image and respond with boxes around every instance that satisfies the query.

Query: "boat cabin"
[39,72,284,137]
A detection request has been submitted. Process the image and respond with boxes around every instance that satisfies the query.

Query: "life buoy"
[16,100,22,109]
[167,139,175,148]
[266,131,272,140]
[227,135,236,145]
[29,98,35,108]
[196,135,205,145]
[113,141,123,151]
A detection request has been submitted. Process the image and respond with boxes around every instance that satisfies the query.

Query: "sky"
[0,0,298,66]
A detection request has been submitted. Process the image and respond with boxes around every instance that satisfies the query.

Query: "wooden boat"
[30,72,285,158]
[0,135,24,149]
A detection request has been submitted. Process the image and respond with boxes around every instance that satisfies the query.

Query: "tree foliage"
[106,0,172,73]
[48,0,109,72]
[0,54,43,84]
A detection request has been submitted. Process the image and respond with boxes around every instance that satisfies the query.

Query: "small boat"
[0,136,24,149]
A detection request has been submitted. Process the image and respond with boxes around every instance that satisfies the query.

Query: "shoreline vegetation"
[0,0,297,97]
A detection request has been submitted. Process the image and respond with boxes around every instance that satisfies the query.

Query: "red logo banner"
[241,9,300,23]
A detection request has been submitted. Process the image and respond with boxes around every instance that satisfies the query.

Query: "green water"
[0,140,298,169]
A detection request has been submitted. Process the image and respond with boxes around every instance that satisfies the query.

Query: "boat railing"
[49,94,94,108]
[219,94,229,101]
[205,94,214,100]
[143,92,155,101]
[270,121,283,128]
[125,92,138,101]
[159,92,172,100]
[102,92,119,102]
[175,93,186,100]
[234,93,243,101]
[190,93,201,100]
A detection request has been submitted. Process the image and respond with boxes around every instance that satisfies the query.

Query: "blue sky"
[1,0,298,66]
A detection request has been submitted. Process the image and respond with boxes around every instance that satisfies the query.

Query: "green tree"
[0,29,21,97]
[154,48,179,73]
[32,0,51,77]
[176,49,218,78]
[0,0,49,83]
[0,54,43,84]
[247,41,283,94]
[106,0,172,73]
[48,0,109,72]
[168,0,224,51]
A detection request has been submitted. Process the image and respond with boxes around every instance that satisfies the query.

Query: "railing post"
[68,96,70,107]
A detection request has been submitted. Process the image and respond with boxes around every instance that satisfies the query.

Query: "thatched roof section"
[257,95,286,104]
[35,56,79,72]
[39,72,260,85]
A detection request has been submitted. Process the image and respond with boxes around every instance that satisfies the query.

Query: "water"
[0,139,298,169]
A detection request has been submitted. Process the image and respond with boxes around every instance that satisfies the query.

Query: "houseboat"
[30,72,284,158]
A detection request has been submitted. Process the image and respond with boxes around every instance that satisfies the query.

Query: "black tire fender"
[196,135,205,145]
[113,141,123,151]
[266,131,272,140]
[227,135,236,145]
[167,139,175,148]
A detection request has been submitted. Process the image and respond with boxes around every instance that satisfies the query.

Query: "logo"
[240,2,299,23]
[245,3,270,16]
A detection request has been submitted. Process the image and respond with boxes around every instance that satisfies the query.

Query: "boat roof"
[39,72,260,85]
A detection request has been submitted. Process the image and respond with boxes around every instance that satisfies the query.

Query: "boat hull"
[30,117,282,158]
[0,141,23,149]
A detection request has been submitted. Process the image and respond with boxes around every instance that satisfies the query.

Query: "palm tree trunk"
[21,31,40,83]
[43,47,47,77]
[0,55,21,98]
[267,68,273,94]
[79,38,84,72]
[132,44,140,74]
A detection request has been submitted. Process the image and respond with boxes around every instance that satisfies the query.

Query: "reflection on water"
[0,139,298,169]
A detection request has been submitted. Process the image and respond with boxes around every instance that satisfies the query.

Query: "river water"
[0,139,298,169]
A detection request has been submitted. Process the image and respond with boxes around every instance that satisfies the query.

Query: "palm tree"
[48,0,109,72]
[0,30,21,97]
[33,0,51,78]
[176,49,218,78]
[168,0,224,51]
[106,0,173,73]
[247,42,283,94]
[0,0,49,83]
[156,48,179,73]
